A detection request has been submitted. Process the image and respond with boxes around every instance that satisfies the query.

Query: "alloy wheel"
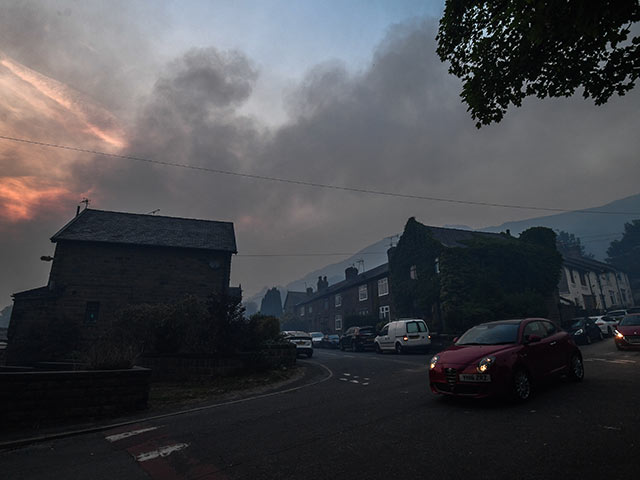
[513,370,531,401]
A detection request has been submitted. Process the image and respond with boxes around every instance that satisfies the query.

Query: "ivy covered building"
[388,218,562,334]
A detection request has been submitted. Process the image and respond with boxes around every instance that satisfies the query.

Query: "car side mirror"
[452,336,459,343]
[525,334,541,344]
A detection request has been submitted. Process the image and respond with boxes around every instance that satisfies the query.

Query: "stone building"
[6,208,237,365]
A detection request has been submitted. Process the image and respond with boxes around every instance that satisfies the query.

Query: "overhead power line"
[2,133,640,216]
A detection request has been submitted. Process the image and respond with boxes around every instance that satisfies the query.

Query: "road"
[2,338,639,479]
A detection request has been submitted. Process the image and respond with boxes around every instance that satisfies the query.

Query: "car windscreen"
[406,321,427,333]
[456,323,520,345]
[570,320,584,329]
[619,315,640,326]
[310,333,324,338]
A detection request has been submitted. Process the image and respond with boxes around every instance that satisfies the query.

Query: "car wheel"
[568,354,584,382]
[512,369,532,402]
[395,342,403,354]
[375,343,382,354]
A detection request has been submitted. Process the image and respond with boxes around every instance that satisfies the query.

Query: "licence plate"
[459,373,491,383]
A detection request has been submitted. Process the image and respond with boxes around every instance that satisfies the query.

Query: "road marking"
[362,382,369,386]
[105,426,161,443]
[350,380,359,384]
[339,378,348,382]
[136,443,189,462]
[343,373,351,376]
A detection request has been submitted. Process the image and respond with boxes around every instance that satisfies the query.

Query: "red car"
[429,318,583,401]
[614,314,640,350]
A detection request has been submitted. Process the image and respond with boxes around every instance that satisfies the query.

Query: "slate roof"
[563,255,620,273]
[425,225,502,248]
[296,263,389,306]
[51,209,237,253]
[284,291,309,309]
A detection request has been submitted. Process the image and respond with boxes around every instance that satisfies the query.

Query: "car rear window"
[358,327,375,335]
[406,321,427,333]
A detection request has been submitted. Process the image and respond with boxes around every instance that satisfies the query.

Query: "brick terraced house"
[293,264,393,334]
[6,208,238,365]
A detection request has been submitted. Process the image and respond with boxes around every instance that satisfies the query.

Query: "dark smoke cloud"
[1,11,639,306]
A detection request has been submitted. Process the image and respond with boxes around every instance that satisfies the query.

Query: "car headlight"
[429,355,440,370]
[574,328,584,335]
[614,329,624,339]
[477,355,496,373]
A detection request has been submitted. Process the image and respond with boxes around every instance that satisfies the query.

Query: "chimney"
[306,287,313,296]
[317,276,323,292]
[345,266,358,281]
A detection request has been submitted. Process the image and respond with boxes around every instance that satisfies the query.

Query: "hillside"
[482,193,640,259]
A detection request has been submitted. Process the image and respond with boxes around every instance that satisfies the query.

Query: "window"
[621,289,627,302]
[84,302,100,324]
[308,305,313,314]
[435,257,440,274]
[406,321,427,333]
[379,305,390,320]
[579,272,586,286]
[523,321,546,339]
[410,265,418,280]
[609,291,616,305]
[359,309,369,316]
[379,325,389,336]
[569,269,576,284]
[377,277,389,296]
[300,306,305,317]
[359,285,368,301]
[335,294,342,307]
[324,299,329,310]
[335,315,343,331]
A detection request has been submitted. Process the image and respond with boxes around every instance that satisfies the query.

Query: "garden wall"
[0,367,151,427]
[137,344,297,381]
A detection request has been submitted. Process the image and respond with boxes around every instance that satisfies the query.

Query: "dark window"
[541,321,557,336]
[84,302,100,324]
[523,321,546,339]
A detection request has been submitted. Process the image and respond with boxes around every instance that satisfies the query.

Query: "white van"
[374,319,431,354]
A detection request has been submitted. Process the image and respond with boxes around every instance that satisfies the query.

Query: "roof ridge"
[86,208,235,225]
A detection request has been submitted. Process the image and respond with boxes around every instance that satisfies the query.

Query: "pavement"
[1,337,639,479]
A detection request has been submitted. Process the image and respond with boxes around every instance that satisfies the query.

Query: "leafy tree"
[437,1,640,127]
[260,287,283,318]
[607,220,640,301]
[556,230,594,259]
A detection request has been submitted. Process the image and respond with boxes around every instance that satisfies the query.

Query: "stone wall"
[137,345,297,381]
[0,367,151,427]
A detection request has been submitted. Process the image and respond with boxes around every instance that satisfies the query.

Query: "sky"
[1,0,639,307]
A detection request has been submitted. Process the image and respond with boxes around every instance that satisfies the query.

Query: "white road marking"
[339,378,348,381]
[362,382,369,386]
[343,373,351,376]
[105,426,160,443]
[136,443,189,462]
[350,380,359,384]
[599,425,622,431]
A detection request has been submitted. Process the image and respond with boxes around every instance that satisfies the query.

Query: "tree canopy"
[556,231,593,259]
[437,1,640,127]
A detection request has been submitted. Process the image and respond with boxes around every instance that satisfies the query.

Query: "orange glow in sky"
[0,177,78,222]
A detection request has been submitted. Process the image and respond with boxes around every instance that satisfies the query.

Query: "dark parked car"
[310,332,324,348]
[565,317,603,345]
[321,334,340,349]
[614,314,640,350]
[429,318,583,401]
[339,326,376,352]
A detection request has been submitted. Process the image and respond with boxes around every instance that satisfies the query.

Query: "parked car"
[340,326,376,352]
[310,332,324,348]
[614,314,640,350]
[565,317,603,344]
[591,315,618,336]
[283,331,313,358]
[605,309,628,322]
[374,319,431,354]
[321,334,340,349]
[429,318,583,401]
[626,307,640,314]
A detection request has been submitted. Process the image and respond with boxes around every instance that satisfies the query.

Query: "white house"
[559,256,634,312]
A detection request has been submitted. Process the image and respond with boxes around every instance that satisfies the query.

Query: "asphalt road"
[2,338,639,480]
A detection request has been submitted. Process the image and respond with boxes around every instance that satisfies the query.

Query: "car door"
[521,321,553,378]
[540,320,566,374]
[378,324,390,349]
